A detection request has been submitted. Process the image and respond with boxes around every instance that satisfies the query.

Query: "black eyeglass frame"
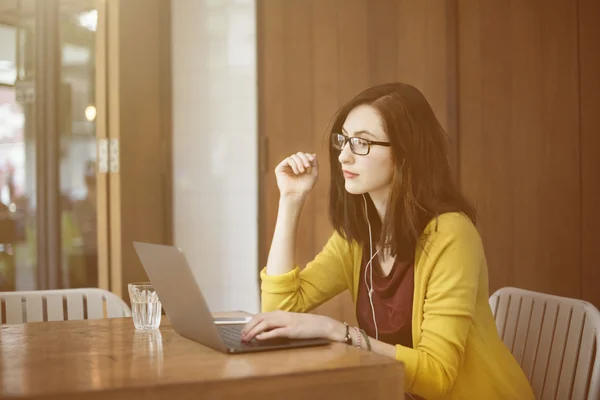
[331,132,391,155]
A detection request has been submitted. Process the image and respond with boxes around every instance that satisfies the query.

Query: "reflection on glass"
[1,2,101,291]
[0,19,37,291]
[130,330,164,376]
[59,2,98,288]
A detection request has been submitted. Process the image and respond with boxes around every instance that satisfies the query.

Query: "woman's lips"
[343,170,359,179]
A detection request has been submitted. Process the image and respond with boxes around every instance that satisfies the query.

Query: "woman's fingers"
[309,153,318,175]
[289,154,306,173]
[241,312,286,341]
[241,319,271,341]
[256,327,290,340]
[296,152,314,174]
[240,314,263,336]
[241,311,290,341]
[275,152,316,176]
[284,157,299,175]
[296,152,312,168]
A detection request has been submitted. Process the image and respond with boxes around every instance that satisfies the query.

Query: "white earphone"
[362,194,380,340]
[362,194,416,400]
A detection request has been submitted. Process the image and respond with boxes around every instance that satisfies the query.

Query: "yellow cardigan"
[260,212,534,400]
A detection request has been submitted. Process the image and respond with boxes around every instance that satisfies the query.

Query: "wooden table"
[0,314,404,399]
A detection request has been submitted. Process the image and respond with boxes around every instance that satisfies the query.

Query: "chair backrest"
[0,288,131,324]
[490,287,600,400]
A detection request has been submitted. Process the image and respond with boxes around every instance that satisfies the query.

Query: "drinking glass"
[128,282,162,330]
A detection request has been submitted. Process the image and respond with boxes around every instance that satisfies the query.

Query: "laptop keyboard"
[216,324,292,349]
[217,324,245,345]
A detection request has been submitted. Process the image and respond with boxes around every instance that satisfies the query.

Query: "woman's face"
[336,105,395,197]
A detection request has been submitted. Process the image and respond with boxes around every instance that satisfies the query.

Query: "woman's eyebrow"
[341,128,378,139]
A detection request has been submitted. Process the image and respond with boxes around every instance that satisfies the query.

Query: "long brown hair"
[328,83,476,262]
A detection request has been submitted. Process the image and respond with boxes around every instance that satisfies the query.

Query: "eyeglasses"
[331,133,391,156]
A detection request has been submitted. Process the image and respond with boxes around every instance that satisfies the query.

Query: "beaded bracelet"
[354,327,362,348]
[359,328,372,351]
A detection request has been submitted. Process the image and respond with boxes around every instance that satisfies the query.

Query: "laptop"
[132,241,330,354]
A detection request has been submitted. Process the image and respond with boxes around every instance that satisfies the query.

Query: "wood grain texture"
[579,0,600,310]
[397,0,457,150]
[458,0,514,293]
[257,0,284,277]
[0,316,404,400]
[107,0,172,299]
[458,0,582,299]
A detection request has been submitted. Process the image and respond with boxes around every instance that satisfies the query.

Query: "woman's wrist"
[279,194,306,209]
[325,318,364,348]
[324,318,348,342]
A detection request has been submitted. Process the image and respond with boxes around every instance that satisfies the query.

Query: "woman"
[241,83,534,399]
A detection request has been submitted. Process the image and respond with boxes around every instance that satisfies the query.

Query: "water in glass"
[128,283,162,330]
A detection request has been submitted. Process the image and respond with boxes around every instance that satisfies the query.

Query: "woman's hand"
[275,152,318,200]
[240,310,341,342]
[241,311,399,364]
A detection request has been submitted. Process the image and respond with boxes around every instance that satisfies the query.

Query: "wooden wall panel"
[310,0,350,322]
[458,0,581,299]
[367,0,399,85]
[281,0,314,268]
[515,0,580,297]
[458,0,515,292]
[310,0,338,260]
[107,0,171,299]
[397,0,457,157]
[579,0,600,308]
[257,0,284,279]
[337,0,370,102]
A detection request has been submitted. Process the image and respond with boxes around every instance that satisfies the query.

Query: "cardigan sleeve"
[260,231,353,313]
[396,217,483,398]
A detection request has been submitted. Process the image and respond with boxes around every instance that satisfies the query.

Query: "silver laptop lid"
[133,241,228,352]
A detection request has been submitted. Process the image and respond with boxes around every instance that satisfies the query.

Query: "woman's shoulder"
[321,229,353,251]
[422,212,482,244]
[326,229,362,260]
[418,212,486,272]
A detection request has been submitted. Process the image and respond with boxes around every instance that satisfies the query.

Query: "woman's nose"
[338,141,353,164]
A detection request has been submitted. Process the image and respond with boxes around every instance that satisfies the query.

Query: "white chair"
[0,288,131,324]
[490,287,600,400]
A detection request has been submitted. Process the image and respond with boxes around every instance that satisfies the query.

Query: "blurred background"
[0,0,598,324]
